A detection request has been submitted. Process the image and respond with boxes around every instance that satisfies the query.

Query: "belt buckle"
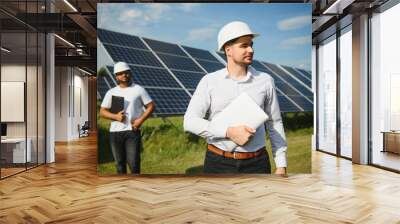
[233,151,237,159]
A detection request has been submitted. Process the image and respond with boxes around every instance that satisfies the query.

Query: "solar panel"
[277,94,300,112]
[143,38,187,56]
[183,46,220,61]
[146,88,191,115]
[297,68,312,79]
[251,60,269,72]
[104,67,117,87]
[97,76,109,98]
[250,60,313,110]
[103,44,163,67]
[171,70,205,89]
[281,65,312,87]
[289,95,313,111]
[157,53,203,72]
[98,29,147,50]
[217,52,227,61]
[263,62,313,99]
[128,65,181,88]
[195,59,225,73]
[98,28,313,115]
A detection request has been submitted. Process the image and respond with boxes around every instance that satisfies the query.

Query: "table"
[1,138,32,163]
[381,131,400,154]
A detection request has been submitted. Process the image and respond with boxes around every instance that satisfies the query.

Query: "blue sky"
[98,3,311,70]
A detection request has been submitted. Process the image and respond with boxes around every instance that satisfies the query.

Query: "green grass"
[97,114,312,174]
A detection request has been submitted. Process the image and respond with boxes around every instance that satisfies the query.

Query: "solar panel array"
[97,28,313,115]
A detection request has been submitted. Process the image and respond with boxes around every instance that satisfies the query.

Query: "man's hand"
[275,167,287,176]
[226,126,255,146]
[132,118,143,131]
[114,110,125,122]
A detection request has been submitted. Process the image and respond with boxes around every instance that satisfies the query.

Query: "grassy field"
[98,115,312,175]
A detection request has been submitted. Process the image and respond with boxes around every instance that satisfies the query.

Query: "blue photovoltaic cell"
[171,70,205,89]
[263,62,313,98]
[157,53,203,72]
[195,59,225,73]
[183,46,220,61]
[129,66,181,88]
[143,38,187,56]
[145,88,191,115]
[289,95,313,111]
[277,94,300,112]
[103,44,163,67]
[297,68,312,79]
[98,29,147,50]
[282,65,312,87]
[251,60,269,72]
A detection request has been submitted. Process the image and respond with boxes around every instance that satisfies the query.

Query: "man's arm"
[265,78,288,175]
[99,91,125,122]
[132,101,154,130]
[184,76,228,139]
[99,108,125,122]
[184,76,255,144]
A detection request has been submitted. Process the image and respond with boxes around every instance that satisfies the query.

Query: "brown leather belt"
[207,144,265,160]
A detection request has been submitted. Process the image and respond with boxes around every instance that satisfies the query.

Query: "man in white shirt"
[100,62,154,174]
[184,21,287,175]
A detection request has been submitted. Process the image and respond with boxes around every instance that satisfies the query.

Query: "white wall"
[54,67,89,141]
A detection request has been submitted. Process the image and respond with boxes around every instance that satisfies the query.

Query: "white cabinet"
[1,138,32,163]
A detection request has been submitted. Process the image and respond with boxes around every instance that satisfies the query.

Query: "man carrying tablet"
[100,61,154,174]
[183,21,287,175]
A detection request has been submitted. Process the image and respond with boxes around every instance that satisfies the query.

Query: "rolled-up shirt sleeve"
[264,78,288,168]
[184,76,227,139]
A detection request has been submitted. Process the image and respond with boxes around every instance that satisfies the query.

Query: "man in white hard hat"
[100,61,154,174]
[184,21,287,175]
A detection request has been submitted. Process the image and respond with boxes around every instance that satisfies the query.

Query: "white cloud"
[178,3,201,12]
[277,15,311,31]
[118,5,171,25]
[280,36,310,49]
[186,26,218,42]
[118,9,143,23]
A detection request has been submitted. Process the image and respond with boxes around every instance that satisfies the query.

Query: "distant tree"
[97,67,107,77]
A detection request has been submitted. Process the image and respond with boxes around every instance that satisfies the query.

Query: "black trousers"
[109,130,141,174]
[203,148,271,174]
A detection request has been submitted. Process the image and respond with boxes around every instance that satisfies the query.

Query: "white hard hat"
[217,21,259,52]
[113,61,130,74]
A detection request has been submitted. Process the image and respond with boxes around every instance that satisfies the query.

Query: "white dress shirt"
[183,66,287,167]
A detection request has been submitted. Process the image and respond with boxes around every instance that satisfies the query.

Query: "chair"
[78,121,90,138]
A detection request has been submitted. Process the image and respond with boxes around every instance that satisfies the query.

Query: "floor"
[0,135,399,223]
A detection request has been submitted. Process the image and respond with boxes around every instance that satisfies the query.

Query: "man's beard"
[118,78,132,85]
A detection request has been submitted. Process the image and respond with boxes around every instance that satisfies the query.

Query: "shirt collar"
[223,66,255,83]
